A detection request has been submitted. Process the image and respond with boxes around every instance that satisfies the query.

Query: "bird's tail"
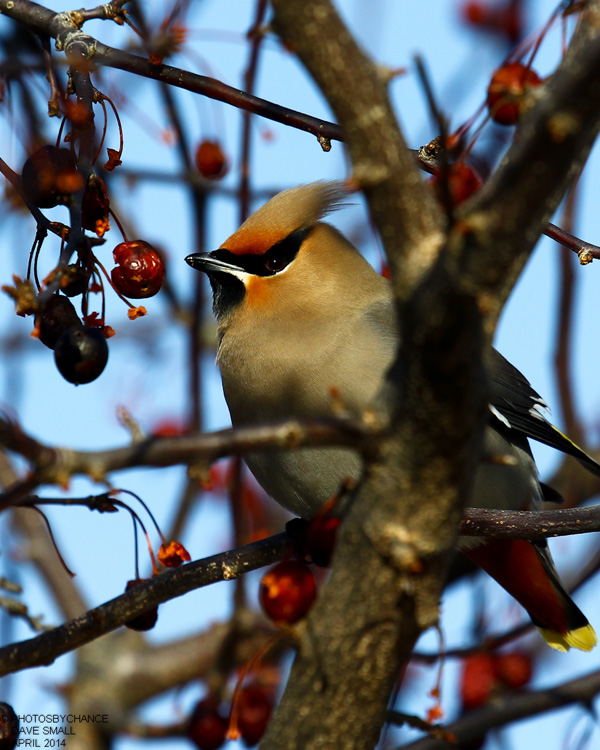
[462,537,597,652]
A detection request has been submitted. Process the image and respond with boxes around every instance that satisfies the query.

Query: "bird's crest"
[221,181,349,256]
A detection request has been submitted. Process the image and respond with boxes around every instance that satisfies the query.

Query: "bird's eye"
[260,227,311,276]
[265,256,287,273]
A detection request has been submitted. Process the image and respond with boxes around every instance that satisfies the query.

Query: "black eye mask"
[215,226,312,277]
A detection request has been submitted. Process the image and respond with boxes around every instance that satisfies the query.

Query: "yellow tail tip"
[538,623,597,652]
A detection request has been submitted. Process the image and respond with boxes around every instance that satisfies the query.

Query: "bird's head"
[185,181,382,329]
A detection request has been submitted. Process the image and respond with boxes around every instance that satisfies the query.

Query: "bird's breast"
[217,319,393,426]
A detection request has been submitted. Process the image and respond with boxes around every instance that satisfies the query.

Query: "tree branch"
[272,0,445,297]
[394,667,600,750]
[460,2,600,332]
[0,0,343,146]
[0,531,292,676]
[0,415,377,509]
[260,2,600,749]
[262,2,487,749]
[459,504,600,540]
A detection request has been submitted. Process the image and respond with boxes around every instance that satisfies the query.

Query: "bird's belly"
[244,446,363,519]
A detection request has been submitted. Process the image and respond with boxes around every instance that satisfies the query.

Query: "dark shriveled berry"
[36,294,81,349]
[82,174,110,235]
[61,263,91,297]
[186,698,228,750]
[0,703,19,750]
[54,325,108,384]
[21,145,83,208]
[237,684,273,746]
[124,579,159,631]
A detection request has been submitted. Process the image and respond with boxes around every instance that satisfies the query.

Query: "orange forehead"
[220,224,284,256]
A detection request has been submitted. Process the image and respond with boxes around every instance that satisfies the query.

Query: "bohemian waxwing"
[186,181,599,652]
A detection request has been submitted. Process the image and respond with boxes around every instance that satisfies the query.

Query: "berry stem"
[110,497,160,576]
[109,207,128,243]
[227,634,282,740]
[29,506,76,578]
[26,229,46,290]
[55,115,67,149]
[115,488,167,544]
[101,93,124,163]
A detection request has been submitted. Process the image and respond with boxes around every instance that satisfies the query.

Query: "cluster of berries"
[18,144,166,384]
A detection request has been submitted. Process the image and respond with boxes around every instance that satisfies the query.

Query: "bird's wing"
[489,349,600,476]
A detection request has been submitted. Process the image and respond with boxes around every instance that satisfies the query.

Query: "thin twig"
[239,0,269,223]
[544,221,600,264]
[553,179,583,442]
[393,667,600,750]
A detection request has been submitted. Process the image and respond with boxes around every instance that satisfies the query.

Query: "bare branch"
[0,0,343,145]
[544,222,600,265]
[0,531,292,676]
[394,667,600,750]
[0,415,378,509]
[459,505,600,541]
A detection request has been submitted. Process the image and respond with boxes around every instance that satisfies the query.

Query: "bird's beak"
[185,252,244,275]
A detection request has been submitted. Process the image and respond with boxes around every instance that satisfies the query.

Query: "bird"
[186,181,599,652]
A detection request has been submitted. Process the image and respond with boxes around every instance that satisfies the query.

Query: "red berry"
[0,703,19,750]
[35,294,81,350]
[495,652,532,689]
[462,1,486,25]
[21,145,83,208]
[237,683,273,747]
[259,559,316,624]
[124,579,159,632]
[305,516,342,567]
[54,325,109,384]
[151,418,189,437]
[195,140,228,180]
[429,162,483,207]
[187,698,228,750]
[461,2,521,42]
[111,240,165,299]
[487,62,542,126]
[460,653,497,710]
